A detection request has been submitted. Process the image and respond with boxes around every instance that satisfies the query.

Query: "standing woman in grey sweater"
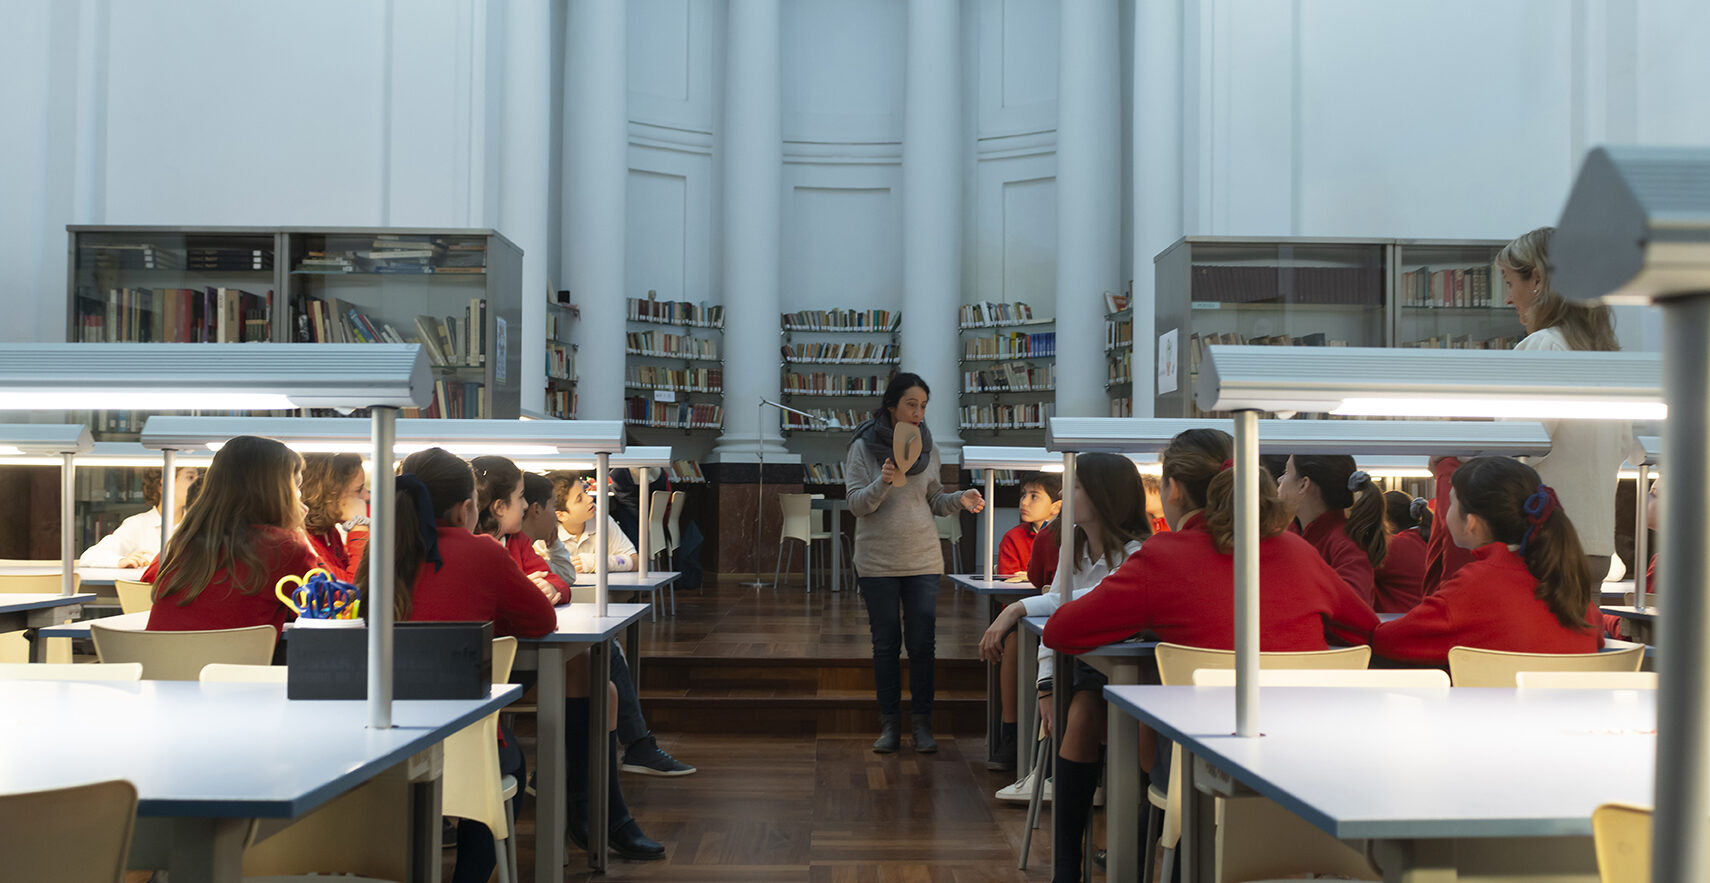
[845,372,985,753]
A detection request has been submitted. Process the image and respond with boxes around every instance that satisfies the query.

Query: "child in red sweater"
[298,452,370,582]
[1374,490,1429,614]
[1373,457,1603,664]
[472,455,567,604]
[998,472,1061,575]
[145,436,319,637]
[1277,454,1388,609]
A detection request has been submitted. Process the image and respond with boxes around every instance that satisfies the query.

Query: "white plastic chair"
[647,489,670,570]
[0,571,81,664]
[92,623,276,680]
[1191,668,1450,688]
[1447,645,1645,687]
[115,578,155,614]
[200,663,287,683]
[442,636,521,883]
[774,493,817,591]
[0,662,143,681]
[0,779,137,883]
[664,490,686,613]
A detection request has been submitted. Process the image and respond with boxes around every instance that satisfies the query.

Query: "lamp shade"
[0,343,432,411]
[140,416,626,457]
[1193,345,1663,420]
[0,424,92,456]
[1047,416,1552,458]
[961,446,1065,472]
[512,446,673,472]
[1553,146,1710,306]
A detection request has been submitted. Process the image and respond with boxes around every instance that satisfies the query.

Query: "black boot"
[873,713,901,753]
[609,818,665,861]
[1052,755,1102,883]
[988,720,1018,770]
[910,712,938,754]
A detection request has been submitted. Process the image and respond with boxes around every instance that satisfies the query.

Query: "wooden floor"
[469,576,1098,881]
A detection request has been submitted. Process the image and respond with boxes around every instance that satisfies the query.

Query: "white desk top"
[37,610,149,638]
[1105,684,1654,839]
[573,571,680,591]
[0,679,519,818]
[0,593,97,614]
[1602,605,1657,623]
[1022,615,1158,657]
[947,573,1041,596]
[532,601,651,643]
[0,564,142,588]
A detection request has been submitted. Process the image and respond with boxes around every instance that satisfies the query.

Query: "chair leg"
[1142,802,1162,883]
[505,795,520,883]
[773,537,787,588]
[495,828,513,883]
[1019,729,1051,870]
[806,539,814,594]
[1159,846,1176,883]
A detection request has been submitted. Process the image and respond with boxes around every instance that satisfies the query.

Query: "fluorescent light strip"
[208,441,563,457]
[5,392,302,410]
[1329,398,1666,421]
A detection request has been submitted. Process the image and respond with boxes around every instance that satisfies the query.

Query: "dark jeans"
[859,574,939,716]
[611,641,647,748]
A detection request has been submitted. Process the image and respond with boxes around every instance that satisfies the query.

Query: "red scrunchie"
[1219,459,1234,472]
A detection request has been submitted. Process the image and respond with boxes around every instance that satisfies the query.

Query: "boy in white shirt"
[551,474,639,575]
[79,467,199,568]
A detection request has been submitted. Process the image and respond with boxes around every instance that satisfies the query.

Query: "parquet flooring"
[458,576,1102,881]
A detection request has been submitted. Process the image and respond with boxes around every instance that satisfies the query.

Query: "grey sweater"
[844,440,963,577]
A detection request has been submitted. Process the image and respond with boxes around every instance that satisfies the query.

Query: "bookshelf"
[1154,236,1522,418]
[624,292,725,432]
[67,225,524,431]
[546,291,578,419]
[1104,290,1135,417]
[957,301,1055,435]
[778,308,900,433]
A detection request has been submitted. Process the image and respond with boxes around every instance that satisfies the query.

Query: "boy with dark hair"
[998,472,1062,576]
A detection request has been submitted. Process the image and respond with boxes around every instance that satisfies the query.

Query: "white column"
[1055,0,1122,418]
[564,0,627,420]
[902,0,963,456]
[502,0,552,414]
[1131,0,1184,417]
[710,0,786,461]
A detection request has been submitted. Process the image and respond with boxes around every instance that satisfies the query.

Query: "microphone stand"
[747,397,831,588]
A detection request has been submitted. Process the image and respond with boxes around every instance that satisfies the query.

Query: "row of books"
[1185,331,1349,378]
[1400,265,1501,309]
[546,309,573,342]
[958,401,1055,431]
[544,388,577,420]
[624,399,724,429]
[1399,333,1522,350]
[1110,396,1133,417]
[1107,317,1133,350]
[627,296,725,328]
[964,361,1054,393]
[1190,265,1384,306]
[1108,349,1132,385]
[547,342,575,381]
[781,408,864,431]
[958,302,1042,328]
[423,378,488,419]
[803,462,846,484]
[781,308,900,332]
[626,365,723,393]
[783,372,891,396]
[626,330,720,361]
[79,243,183,271]
[963,331,1056,361]
[75,286,272,343]
[1104,290,1132,314]
[289,295,488,368]
[782,342,900,364]
[297,235,485,274]
[667,460,707,483]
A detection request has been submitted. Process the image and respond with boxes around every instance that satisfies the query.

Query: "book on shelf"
[963,361,1054,393]
[1109,396,1133,417]
[295,236,485,274]
[1188,265,1382,307]
[1104,291,1131,314]
[545,387,578,419]
[1106,316,1133,350]
[626,330,721,360]
[957,401,1055,431]
[624,397,724,429]
[958,301,1040,328]
[424,377,488,419]
[783,371,893,396]
[289,294,487,367]
[627,294,724,327]
[668,460,707,483]
[625,364,722,392]
[547,342,576,380]
[1399,333,1520,350]
[1400,264,1500,309]
[781,308,900,332]
[79,243,183,270]
[76,286,272,343]
[961,331,1056,361]
[804,462,847,484]
[1107,349,1132,385]
[184,247,273,271]
[781,408,864,431]
[781,341,899,364]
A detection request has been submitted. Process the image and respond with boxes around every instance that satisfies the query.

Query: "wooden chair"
[1191,668,1449,688]
[1151,643,1378,883]
[0,779,137,883]
[1516,671,1658,690]
[114,579,155,615]
[0,662,142,681]
[1592,803,1652,883]
[0,571,84,665]
[1446,645,1645,687]
[91,623,275,680]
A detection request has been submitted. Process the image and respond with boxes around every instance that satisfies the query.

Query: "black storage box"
[286,621,494,700]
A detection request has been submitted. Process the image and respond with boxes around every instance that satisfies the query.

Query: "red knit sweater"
[1026,521,1061,589]
[405,528,557,638]
[304,527,368,583]
[1422,458,1477,596]
[1042,514,1379,655]
[144,525,320,635]
[1373,528,1428,614]
[503,532,570,596]
[1373,542,1603,664]
[1300,509,1377,608]
[999,522,1041,575]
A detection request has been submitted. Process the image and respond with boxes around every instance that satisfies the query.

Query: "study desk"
[1021,614,1160,883]
[1105,684,1653,883]
[37,609,150,639]
[512,601,651,877]
[0,678,519,882]
[947,573,1041,767]
[810,497,849,592]
[576,570,680,622]
[0,593,95,663]
[1601,605,1657,645]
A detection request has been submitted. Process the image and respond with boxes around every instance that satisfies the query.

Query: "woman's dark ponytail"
[1450,457,1593,632]
[1292,455,1388,568]
[1162,429,1290,554]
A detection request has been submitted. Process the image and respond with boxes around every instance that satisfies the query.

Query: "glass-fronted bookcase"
[1155,236,1521,417]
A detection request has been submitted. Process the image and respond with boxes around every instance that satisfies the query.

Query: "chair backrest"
[648,489,670,553]
[1191,668,1448,688]
[1516,671,1658,690]
[1155,643,1372,686]
[1593,802,1652,883]
[779,493,814,543]
[441,637,523,839]
[0,662,143,682]
[0,779,137,883]
[1446,645,1645,687]
[0,571,80,594]
[92,623,276,680]
[666,490,686,553]
[934,513,962,543]
[199,663,287,683]
[492,636,518,683]
[115,579,155,614]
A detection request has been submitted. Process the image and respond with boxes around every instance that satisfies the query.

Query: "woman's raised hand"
[961,489,985,513]
[881,457,899,486]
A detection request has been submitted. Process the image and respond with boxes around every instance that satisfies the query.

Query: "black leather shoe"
[609,819,666,861]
